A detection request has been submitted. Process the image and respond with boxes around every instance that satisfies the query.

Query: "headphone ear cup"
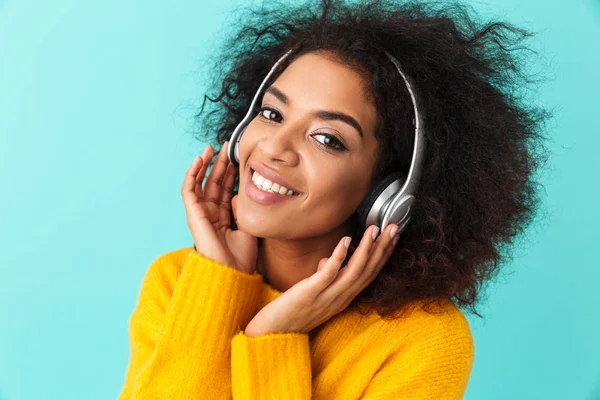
[355,172,406,230]
[231,125,247,166]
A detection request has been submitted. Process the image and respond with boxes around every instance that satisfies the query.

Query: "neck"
[256,225,350,292]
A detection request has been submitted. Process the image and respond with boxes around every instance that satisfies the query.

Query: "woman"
[118,0,551,398]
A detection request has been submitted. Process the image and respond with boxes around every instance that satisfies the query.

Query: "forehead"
[267,51,377,133]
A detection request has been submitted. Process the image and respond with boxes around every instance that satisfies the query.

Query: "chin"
[235,212,269,236]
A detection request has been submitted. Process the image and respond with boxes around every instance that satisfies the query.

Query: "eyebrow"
[264,86,364,139]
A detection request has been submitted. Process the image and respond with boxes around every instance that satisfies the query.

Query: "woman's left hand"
[244,223,401,338]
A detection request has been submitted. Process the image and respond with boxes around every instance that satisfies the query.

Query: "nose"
[258,118,302,165]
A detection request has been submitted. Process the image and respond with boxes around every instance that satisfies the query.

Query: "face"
[236,50,379,240]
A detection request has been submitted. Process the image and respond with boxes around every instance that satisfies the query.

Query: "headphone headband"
[373,51,427,233]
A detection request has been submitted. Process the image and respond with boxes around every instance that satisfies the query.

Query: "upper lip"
[248,161,300,193]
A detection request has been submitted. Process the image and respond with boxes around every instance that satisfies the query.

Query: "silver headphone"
[227,48,426,237]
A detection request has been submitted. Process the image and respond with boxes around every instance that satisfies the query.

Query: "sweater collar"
[260,275,284,306]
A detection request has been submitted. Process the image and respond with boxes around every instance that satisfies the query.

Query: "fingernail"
[344,237,351,248]
[393,234,400,246]
[371,226,380,240]
[389,225,399,238]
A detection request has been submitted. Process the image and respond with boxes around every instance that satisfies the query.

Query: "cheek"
[236,137,255,183]
[310,171,366,211]
[237,123,259,160]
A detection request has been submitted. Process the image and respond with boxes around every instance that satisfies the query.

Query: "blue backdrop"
[0,0,598,399]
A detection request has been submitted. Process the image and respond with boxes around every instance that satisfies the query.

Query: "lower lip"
[245,168,300,206]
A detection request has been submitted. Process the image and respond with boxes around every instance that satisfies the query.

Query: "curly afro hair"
[192,0,554,320]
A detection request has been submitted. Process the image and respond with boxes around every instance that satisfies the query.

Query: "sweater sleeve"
[118,247,264,400]
[229,310,474,400]
[230,331,312,400]
[359,320,475,400]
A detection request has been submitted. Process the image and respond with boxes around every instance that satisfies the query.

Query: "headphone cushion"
[356,172,406,228]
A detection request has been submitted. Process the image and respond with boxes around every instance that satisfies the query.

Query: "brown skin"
[234,50,381,292]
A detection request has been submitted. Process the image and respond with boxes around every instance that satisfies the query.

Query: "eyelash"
[257,106,348,152]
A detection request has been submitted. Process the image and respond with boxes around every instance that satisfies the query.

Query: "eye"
[258,106,348,152]
[258,107,282,123]
[311,133,347,151]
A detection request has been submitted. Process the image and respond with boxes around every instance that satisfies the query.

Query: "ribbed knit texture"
[118,247,475,399]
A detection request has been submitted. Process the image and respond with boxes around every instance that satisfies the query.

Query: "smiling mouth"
[248,167,301,196]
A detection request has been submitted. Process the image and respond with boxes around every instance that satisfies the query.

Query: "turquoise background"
[1,0,598,398]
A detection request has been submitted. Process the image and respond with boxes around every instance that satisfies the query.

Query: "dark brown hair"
[192,0,554,319]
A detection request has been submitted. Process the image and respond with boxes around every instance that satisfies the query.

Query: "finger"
[309,236,351,295]
[324,225,381,297]
[349,224,399,294]
[194,145,214,199]
[182,155,204,204]
[215,161,237,229]
[366,232,399,282]
[231,194,239,224]
[194,157,205,199]
[386,233,400,261]
[219,159,238,206]
[317,257,329,272]
[205,141,231,203]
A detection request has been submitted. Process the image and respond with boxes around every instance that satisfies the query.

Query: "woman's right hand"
[181,140,258,275]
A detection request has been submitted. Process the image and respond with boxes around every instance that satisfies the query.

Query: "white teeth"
[254,172,264,186]
[252,169,296,195]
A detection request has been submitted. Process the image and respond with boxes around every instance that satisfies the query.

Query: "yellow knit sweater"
[118,246,475,399]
